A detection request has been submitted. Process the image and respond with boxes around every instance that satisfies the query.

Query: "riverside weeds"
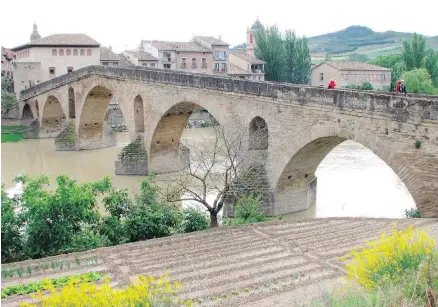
[19,273,193,307]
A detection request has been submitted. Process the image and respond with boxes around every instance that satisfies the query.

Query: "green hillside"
[308,26,438,63]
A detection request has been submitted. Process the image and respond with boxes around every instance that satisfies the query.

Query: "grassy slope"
[1,125,25,143]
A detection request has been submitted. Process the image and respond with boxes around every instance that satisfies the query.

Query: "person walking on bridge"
[328,78,336,90]
[400,80,407,97]
[396,80,401,94]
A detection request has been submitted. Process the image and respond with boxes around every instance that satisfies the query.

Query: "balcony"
[214,55,227,61]
[251,69,264,74]
[161,57,173,62]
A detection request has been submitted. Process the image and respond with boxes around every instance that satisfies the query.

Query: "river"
[1,127,415,219]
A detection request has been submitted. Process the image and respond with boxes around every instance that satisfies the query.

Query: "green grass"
[1,133,23,143]
[1,272,104,298]
[1,125,26,132]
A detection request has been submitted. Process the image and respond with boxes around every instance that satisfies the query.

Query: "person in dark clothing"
[400,80,407,96]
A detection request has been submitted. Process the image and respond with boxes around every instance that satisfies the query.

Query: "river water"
[1,127,415,219]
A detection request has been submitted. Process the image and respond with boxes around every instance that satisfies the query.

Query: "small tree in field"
[160,123,267,228]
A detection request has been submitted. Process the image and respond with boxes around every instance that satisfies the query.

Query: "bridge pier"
[115,136,148,175]
[149,145,190,174]
[223,150,275,217]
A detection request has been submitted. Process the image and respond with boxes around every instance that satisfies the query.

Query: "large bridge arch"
[272,123,427,216]
[40,95,66,137]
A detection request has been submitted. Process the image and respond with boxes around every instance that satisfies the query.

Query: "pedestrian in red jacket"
[328,78,336,90]
[396,80,401,94]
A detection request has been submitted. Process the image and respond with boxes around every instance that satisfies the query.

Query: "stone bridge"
[19,66,438,217]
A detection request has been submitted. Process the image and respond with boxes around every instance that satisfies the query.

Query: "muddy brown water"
[1,127,415,218]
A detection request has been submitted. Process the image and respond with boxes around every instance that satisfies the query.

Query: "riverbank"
[1,217,437,307]
[1,125,26,143]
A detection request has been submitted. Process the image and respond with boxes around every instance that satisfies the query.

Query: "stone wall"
[55,120,78,151]
[22,119,40,139]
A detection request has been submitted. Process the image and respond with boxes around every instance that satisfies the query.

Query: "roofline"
[312,61,392,72]
[10,44,100,52]
[176,50,213,53]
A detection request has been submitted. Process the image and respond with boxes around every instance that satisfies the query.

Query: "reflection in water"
[1,129,415,219]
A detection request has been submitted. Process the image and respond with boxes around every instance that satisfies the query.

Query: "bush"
[1,186,24,263]
[405,208,421,218]
[20,273,192,307]
[98,216,128,246]
[234,194,265,222]
[341,225,436,289]
[344,81,374,91]
[402,68,438,95]
[181,209,210,233]
[103,188,131,219]
[60,229,108,254]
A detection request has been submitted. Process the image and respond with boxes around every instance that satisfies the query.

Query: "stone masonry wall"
[115,136,148,175]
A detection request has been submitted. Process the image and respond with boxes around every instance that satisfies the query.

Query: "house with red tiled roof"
[311,61,391,90]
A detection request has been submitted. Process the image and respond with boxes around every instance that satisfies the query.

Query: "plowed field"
[2,217,437,307]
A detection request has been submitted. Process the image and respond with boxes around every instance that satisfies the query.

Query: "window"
[52,49,57,56]
[150,63,155,68]
[221,63,227,72]
[73,49,78,56]
[113,62,118,66]
[59,49,64,56]
[67,67,73,73]
[215,63,219,71]
[181,57,186,68]
[164,64,171,69]
[103,62,109,66]
[192,58,196,68]
[49,67,56,78]
[142,63,147,66]
[320,73,324,81]
[202,58,207,68]
[250,34,254,43]
[80,49,85,56]
[87,49,92,56]
[66,49,71,56]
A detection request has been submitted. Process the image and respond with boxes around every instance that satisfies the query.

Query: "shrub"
[405,208,421,218]
[402,68,438,95]
[234,194,265,223]
[59,229,108,254]
[98,216,128,246]
[182,209,210,233]
[1,186,24,263]
[415,139,421,149]
[341,225,436,289]
[20,273,192,307]
[103,188,131,219]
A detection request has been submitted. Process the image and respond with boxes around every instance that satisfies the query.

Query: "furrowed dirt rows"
[2,217,437,307]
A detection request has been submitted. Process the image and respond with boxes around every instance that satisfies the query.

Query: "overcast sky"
[1,0,436,53]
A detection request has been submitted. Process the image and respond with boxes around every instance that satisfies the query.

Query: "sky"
[1,0,437,53]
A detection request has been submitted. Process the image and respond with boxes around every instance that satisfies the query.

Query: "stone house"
[311,61,392,90]
[191,36,229,75]
[10,24,101,97]
[229,50,266,81]
[123,46,159,68]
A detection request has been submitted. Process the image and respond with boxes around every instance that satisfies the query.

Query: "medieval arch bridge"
[19,66,438,217]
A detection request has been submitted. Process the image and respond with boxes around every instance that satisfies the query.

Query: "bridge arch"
[148,101,225,174]
[249,116,268,150]
[273,124,422,216]
[22,103,33,119]
[78,85,113,140]
[134,95,144,133]
[68,87,75,119]
[41,95,65,137]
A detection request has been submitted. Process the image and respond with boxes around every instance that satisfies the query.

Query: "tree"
[401,68,437,95]
[402,33,426,70]
[371,55,406,91]
[284,30,311,84]
[1,92,18,117]
[424,49,438,87]
[160,123,267,228]
[255,26,285,82]
[348,53,368,62]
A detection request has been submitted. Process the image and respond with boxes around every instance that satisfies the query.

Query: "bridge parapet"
[20,65,438,121]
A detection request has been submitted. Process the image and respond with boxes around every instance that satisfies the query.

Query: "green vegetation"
[255,26,311,83]
[405,208,421,218]
[312,225,437,306]
[1,125,26,143]
[402,68,438,95]
[1,175,214,263]
[1,77,18,117]
[1,272,104,298]
[344,81,374,91]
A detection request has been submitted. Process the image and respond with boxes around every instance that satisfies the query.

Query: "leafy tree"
[424,49,438,87]
[401,68,437,95]
[345,81,374,91]
[16,174,112,258]
[1,186,25,263]
[402,33,426,70]
[234,194,265,223]
[255,26,285,82]
[1,77,13,92]
[98,216,128,246]
[371,55,406,91]
[103,188,131,219]
[284,30,311,84]
[1,92,18,117]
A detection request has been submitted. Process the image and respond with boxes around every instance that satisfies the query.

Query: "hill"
[231,25,438,63]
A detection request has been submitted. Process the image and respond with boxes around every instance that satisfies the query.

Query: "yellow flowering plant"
[341,225,436,289]
[20,272,193,307]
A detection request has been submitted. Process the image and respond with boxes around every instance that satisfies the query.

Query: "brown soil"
[1,217,437,307]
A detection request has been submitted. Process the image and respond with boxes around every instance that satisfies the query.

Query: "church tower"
[246,18,264,56]
[30,23,41,41]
